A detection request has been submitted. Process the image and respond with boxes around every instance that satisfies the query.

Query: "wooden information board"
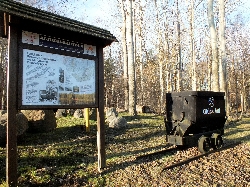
[0,1,116,186]
[19,30,98,109]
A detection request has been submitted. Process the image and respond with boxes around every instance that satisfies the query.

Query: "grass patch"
[0,113,249,186]
[224,119,250,144]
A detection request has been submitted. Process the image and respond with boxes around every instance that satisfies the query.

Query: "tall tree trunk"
[242,73,245,113]
[208,0,219,91]
[190,0,196,91]
[154,0,164,113]
[138,4,144,105]
[176,0,182,91]
[126,0,137,116]
[234,57,240,120]
[218,0,228,114]
[164,24,171,93]
[120,0,129,111]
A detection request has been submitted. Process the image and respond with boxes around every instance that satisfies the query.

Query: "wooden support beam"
[0,13,9,38]
[97,48,106,171]
[0,13,4,37]
[7,16,18,187]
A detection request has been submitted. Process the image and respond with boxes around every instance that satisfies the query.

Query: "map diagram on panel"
[23,49,96,105]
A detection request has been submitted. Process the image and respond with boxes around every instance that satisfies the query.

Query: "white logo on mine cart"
[203,97,221,114]
[203,108,220,114]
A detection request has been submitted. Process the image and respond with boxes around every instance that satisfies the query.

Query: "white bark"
[164,24,171,93]
[176,1,182,91]
[190,0,196,91]
[154,0,164,113]
[119,0,129,111]
[218,0,229,113]
[138,4,144,105]
[126,0,137,116]
[208,0,219,91]
[219,0,226,92]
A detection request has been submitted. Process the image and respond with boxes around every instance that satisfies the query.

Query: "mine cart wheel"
[211,133,223,149]
[198,135,211,153]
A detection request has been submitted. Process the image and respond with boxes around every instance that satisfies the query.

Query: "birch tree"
[126,0,137,116]
[138,5,145,106]
[119,0,129,111]
[176,0,182,91]
[134,0,145,106]
[218,0,226,92]
[190,0,196,91]
[154,0,165,113]
[207,0,219,91]
[218,0,229,113]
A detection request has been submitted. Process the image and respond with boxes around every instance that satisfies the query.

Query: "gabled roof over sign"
[0,0,117,44]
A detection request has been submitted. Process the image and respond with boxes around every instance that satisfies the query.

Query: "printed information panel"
[22,49,96,106]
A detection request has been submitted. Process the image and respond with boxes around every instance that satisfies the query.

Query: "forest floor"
[0,113,249,186]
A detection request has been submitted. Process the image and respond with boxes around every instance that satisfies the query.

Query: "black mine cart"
[165,91,226,153]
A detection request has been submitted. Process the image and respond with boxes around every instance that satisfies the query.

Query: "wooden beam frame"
[7,15,18,187]
[0,13,8,38]
[1,2,115,182]
[97,47,106,171]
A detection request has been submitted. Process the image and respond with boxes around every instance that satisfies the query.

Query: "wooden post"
[7,16,18,187]
[0,13,4,38]
[84,108,90,132]
[97,48,106,171]
[0,13,8,38]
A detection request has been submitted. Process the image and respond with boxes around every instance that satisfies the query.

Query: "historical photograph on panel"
[22,49,96,106]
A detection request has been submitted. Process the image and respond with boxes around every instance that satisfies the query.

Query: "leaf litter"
[0,114,249,186]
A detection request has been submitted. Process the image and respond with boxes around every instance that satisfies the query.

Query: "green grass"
[224,118,250,144]
[0,116,98,186]
[0,114,249,186]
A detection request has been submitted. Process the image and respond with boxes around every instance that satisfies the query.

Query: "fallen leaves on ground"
[0,114,249,187]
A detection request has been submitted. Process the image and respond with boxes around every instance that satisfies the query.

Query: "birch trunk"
[164,26,171,92]
[126,0,137,116]
[177,22,182,91]
[208,0,219,91]
[120,0,129,111]
[138,5,144,105]
[154,0,164,113]
[218,0,229,114]
[176,0,182,91]
[190,0,196,91]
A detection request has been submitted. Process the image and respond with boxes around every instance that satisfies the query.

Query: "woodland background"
[0,0,249,118]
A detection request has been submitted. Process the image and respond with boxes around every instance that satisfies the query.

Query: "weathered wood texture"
[7,15,18,187]
[97,48,106,171]
[0,1,116,184]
